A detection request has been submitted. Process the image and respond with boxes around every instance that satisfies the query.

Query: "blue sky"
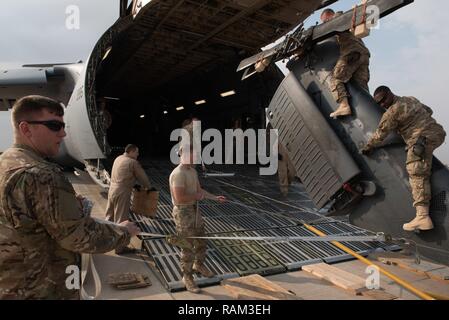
[1,0,448,163]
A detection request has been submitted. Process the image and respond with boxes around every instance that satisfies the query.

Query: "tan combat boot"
[182,274,201,294]
[403,206,434,231]
[330,97,352,119]
[193,263,215,278]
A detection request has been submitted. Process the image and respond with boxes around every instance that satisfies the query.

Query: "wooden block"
[361,289,398,300]
[302,263,366,295]
[372,252,449,282]
[221,274,299,300]
[353,24,370,38]
[427,268,449,282]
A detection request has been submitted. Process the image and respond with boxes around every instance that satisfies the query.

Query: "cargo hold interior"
[87,0,329,161]
[95,62,283,159]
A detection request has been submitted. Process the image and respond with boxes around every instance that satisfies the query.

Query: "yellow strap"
[303,223,435,300]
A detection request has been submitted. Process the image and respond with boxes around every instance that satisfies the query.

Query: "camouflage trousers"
[406,130,446,207]
[330,52,370,103]
[278,156,296,196]
[172,204,207,275]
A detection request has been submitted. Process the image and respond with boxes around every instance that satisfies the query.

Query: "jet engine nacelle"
[62,63,105,166]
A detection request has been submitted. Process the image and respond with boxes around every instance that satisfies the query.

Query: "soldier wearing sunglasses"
[0,95,141,299]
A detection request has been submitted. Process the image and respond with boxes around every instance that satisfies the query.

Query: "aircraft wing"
[0,68,61,87]
[0,63,83,110]
[97,0,338,95]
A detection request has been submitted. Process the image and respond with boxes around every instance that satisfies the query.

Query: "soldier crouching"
[362,86,446,232]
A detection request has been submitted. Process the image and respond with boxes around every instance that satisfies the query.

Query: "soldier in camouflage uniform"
[321,9,371,119]
[362,86,446,231]
[268,124,297,197]
[0,95,141,299]
[169,143,226,294]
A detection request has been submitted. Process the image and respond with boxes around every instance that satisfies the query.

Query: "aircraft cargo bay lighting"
[195,99,206,105]
[220,90,235,97]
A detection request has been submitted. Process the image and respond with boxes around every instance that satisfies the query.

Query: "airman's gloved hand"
[361,145,374,156]
[119,220,141,237]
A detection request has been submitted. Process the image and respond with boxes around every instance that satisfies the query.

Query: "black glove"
[361,145,373,156]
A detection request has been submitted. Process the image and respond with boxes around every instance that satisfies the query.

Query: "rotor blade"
[241,67,259,80]
[311,0,414,43]
[237,0,414,77]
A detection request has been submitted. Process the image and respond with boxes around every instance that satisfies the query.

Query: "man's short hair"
[374,86,392,97]
[321,8,335,17]
[125,144,138,153]
[12,95,64,129]
[181,119,192,128]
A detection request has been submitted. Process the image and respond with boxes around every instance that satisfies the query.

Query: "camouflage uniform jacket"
[366,96,446,149]
[0,144,131,300]
[337,31,370,57]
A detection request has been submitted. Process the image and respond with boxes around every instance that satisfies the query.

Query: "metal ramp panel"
[133,161,394,292]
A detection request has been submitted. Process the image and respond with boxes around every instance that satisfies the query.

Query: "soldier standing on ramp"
[0,95,140,299]
[278,143,297,197]
[362,86,446,232]
[321,9,371,119]
[267,124,297,197]
[169,143,226,294]
[105,144,152,254]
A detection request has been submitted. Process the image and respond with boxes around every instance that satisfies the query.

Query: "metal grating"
[267,75,361,208]
[430,191,448,213]
[209,235,286,276]
[146,242,238,291]
[133,161,394,291]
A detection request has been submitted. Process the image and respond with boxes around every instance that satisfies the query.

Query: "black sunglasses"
[24,120,66,132]
[374,91,393,106]
[375,95,387,105]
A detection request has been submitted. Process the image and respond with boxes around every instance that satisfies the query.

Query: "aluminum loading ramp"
[132,161,397,291]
